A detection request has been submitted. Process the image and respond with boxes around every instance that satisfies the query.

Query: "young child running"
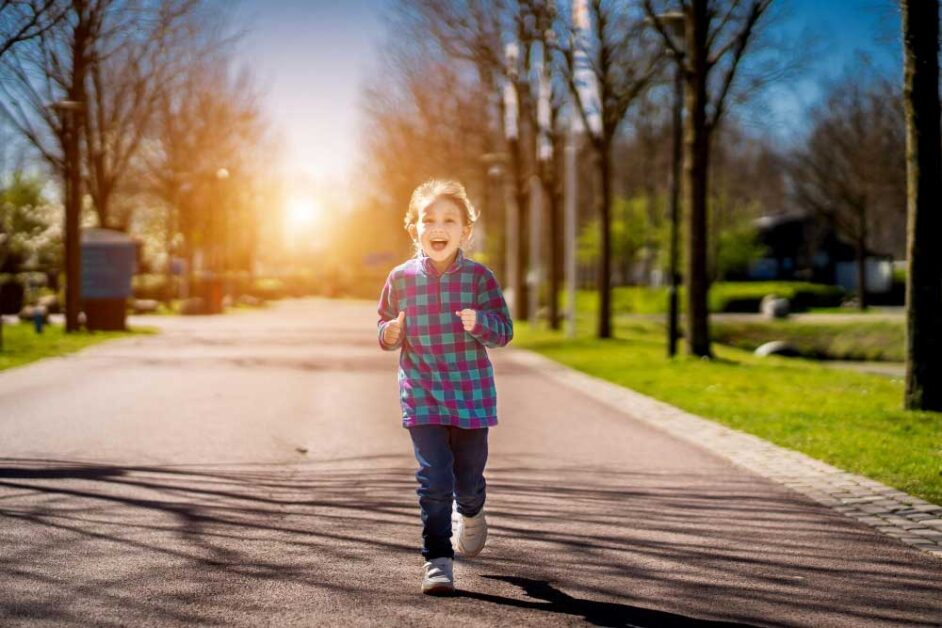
[376,179,513,595]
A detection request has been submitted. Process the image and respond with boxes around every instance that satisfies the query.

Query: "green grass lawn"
[712,319,905,362]
[0,321,155,372]
[513,315,942,505]
[572,281,845,315]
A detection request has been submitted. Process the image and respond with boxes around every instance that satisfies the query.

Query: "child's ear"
[462,224,473,245]
[407,223,417,241]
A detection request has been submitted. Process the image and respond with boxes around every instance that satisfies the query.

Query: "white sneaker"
[421,557,455,595]
[456,508,487,557]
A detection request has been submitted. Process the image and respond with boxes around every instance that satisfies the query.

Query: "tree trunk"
[667,60,683,358]
[64,1,90,333]
[507,133,528,321]
[511,82,532,322]
[621,197,632,284]
[684,0,712,357]
[598,141,612,339]
[901,0,942,411]
[515,168,529,321]
[485,74,507,286]
[545,163,561,330]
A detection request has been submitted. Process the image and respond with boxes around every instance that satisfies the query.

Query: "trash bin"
[81,228,138,331]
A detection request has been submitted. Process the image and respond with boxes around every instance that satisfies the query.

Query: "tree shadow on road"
[0,457,940,626]
[462,576,752,627]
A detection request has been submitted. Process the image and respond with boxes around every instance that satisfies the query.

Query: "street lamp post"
[215,167,230,303]
[564,116,578,339]
[50,99,85,333]
[655,11,686,358]
[481,152,509,285]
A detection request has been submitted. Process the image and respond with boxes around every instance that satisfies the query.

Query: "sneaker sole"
[456,528,487,557]
[422,582,456,596]
[456,539,485,558]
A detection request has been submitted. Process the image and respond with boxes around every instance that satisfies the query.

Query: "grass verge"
[0,322,156,372]
[573,281,844,315]
[712,319,904,362]
[513,316,942,504]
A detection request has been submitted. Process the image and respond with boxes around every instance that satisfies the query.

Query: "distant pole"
[528,174,542,326]
[213,168,229,305]
[503,53,521,317]
[564,120,578,338]
[216,167,230,301]
[667,60,683,358]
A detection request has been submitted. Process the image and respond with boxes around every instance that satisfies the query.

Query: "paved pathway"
[821,360,905,378]
[511,351,942,557]
[0,299,940,626]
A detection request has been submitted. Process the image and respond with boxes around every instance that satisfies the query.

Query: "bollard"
[32,305,46,334]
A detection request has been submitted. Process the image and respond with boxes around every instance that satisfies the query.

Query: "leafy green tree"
[578,195,661,285]
[714,220,766,280]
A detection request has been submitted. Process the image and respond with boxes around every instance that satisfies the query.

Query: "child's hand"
[455,309,477,332]
[384,311,405,345]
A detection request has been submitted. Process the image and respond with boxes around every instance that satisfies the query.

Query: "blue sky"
[236,0,390,183]
[234,0,903,181]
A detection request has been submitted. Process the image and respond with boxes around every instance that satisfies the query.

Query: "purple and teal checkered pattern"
[377,251,513,429]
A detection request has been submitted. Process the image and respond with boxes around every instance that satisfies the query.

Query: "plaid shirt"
[377,250,513,429]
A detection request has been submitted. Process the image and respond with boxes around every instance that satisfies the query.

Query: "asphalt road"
[0,299,940,627]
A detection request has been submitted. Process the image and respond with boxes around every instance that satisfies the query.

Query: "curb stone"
[508,349,942,560]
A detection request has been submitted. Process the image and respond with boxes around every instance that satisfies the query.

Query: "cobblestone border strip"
[508,349,942,559]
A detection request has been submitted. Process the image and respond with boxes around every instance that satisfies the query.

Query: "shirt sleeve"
[377,270,402,351]
[468,268,514,348]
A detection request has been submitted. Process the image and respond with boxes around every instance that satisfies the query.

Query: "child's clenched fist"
[455,309,477,332]
[384,311,405,344]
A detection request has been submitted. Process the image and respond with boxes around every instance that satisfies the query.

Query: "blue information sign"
[81,231,138,299]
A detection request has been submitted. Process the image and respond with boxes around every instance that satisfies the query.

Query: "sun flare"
[286,195,321,228]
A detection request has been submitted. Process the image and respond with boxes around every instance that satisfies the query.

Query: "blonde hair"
[404,179,479,230]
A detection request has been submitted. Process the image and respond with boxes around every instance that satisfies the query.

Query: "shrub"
[132,274,170,300]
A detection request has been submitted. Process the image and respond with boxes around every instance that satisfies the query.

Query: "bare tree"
[391,1,575,328]
[360,29,491,230]
[142,53,267,282]
[0,0,101,331]
[390,0,510,273]
[901,0,942,411]
[0,0,97,188]
[0,0,204,230]
[791,71,906,309]
[644,0,774,357]
[560,0,662,339]
[82,0,203,230]
[0,0,64,60]
[539,7,568,331]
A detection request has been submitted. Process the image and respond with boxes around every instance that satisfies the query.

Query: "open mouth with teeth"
[429,238,449,252]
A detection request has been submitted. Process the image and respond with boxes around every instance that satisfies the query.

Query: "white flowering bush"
[0,173,63,276]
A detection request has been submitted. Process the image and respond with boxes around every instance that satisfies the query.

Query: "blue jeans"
[408,425,489,560]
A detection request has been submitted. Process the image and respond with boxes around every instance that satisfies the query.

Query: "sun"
[286,195,321,228]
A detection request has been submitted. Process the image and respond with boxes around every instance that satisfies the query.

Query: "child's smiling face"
[409,197,472,270]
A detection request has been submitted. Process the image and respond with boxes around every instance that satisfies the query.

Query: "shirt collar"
[419,249,465,276]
